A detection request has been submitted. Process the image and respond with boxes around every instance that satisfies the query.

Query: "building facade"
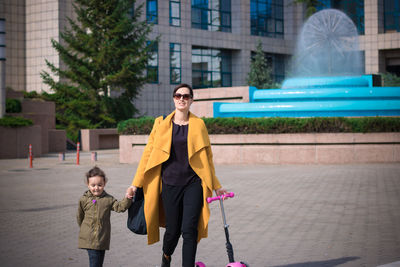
[1,0,399,117]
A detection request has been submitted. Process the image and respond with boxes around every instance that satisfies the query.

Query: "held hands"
[125,185,137,199]
[126,186,227,200]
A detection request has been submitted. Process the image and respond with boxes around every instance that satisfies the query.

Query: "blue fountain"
[214,74,400,117]
[213,10,400,118]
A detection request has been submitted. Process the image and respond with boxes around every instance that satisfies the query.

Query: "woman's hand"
[215,187,228,197]
[125,185,137,199]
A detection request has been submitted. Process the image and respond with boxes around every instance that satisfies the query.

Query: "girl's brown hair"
[85,166,107,183]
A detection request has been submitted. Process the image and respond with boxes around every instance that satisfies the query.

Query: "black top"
[162,122,200,186]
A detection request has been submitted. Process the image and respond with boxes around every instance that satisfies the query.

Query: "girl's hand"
[125,186,137,199]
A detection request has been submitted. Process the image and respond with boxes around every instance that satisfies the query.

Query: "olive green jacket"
[77,190,131,250]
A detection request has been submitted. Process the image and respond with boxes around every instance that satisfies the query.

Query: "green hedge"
[0,116,33,127]
[6,99,22,113]
[117,116,156,135]
[118,117,400,135]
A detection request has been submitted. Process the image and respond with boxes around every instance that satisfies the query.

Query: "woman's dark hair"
[173,83,193,98]
[85,166,107,183]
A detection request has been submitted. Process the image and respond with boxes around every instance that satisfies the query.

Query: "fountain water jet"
[291,9,363,78]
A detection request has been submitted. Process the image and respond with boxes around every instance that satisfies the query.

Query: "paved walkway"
[0,150,399,267]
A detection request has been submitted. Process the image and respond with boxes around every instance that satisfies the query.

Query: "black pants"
[87,249,105,267]
[161,179,203,267]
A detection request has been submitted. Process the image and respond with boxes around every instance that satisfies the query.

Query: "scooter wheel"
[240,261,250,267]
[195,262,206,267]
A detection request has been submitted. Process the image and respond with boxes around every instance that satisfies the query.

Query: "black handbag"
[127,187,147,235]
[128,115,166,235]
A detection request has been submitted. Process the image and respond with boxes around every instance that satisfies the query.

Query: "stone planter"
[81,128,119,151]
[0,125,42,159]
[120,133,400,164]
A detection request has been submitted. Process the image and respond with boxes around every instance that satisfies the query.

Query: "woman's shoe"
[161,253,171,267]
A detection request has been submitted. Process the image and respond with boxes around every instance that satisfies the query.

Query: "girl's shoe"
[161,254,171,267]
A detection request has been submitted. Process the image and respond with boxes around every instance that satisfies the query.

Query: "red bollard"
[76,142,80,165]
[29,144,33,168]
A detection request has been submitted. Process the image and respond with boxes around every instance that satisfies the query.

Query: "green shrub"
[346,117,400,133]
[381,72,400,87]
[0,116,33,127]
[23,91,43,99]
[117,116,156,135]
[118,116,400,135]
[5,99,22,113]
[203,117,358,134]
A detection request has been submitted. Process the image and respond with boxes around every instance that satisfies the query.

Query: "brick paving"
[0,150,399,267]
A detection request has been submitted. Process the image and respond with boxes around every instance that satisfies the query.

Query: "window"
[128,3,135,19]
[192,47,232,88]
[191,0,231,32]
[147,41,158,83]
[316,0,364,34]
[170,43,181,84]
[250,52,286,85]
[170,0,181,26]
[147,0,158,24]
[272,54,286,84]
[250,0,284,38]
[384,0,400,32]
[266,53,285,84]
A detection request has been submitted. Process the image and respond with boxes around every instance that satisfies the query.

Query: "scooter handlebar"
[207,192,235,203]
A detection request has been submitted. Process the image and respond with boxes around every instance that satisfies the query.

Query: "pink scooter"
[195,192,249,267]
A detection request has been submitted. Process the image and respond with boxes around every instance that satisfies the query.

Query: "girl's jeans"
[161,179,203,267]
[87,249,105,267]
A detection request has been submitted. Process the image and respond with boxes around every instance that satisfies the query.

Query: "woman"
[126,83,227,267]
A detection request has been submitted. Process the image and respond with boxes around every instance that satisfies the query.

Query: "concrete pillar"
[363,0,380,74]
[0,18,5,118]
[0,61,5,118]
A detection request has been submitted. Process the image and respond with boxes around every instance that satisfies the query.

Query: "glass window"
[128,3,135,19]
[192,47,232,88]
[147,0,158,24]
[250,0,284,38]
[170,43,181,84]
[170,0,181,26]
[250,52,287,84]
[384,0,400,32]
[147,41,158,83]
[316,0,331,9]
[191,0,231,32]
[316,0,364,34]
[272,54,286,84]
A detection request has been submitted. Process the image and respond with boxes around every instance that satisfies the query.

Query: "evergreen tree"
[246,40,277,89]
[41,0,155,141]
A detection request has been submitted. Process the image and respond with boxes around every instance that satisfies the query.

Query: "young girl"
[77,166,131,267]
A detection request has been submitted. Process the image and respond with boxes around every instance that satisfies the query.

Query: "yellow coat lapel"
[153,112,174,154]
[187,112,210,160]
[143,113,174,174]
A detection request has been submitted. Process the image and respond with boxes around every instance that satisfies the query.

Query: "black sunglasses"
[173,93,192,100]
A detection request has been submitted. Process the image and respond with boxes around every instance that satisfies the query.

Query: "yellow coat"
[131,111,222,245]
